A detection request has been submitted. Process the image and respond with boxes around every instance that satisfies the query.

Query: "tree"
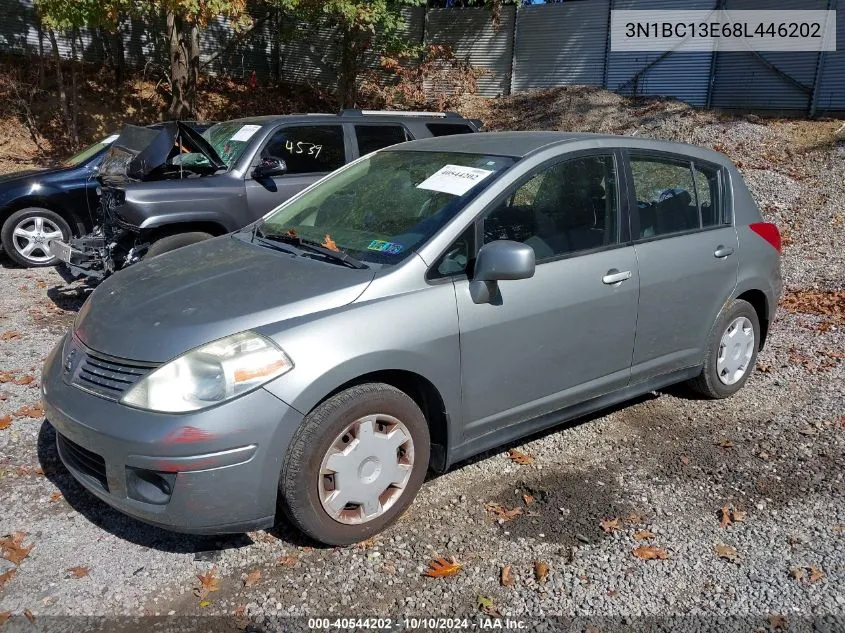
[301,0,424,108]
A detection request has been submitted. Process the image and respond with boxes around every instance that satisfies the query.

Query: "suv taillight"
[749,222,781,254]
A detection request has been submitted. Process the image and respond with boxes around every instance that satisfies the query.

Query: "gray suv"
[42,132,782,545]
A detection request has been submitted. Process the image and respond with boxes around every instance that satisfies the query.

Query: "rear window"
[426,123,475,137]
[354,124,410,156]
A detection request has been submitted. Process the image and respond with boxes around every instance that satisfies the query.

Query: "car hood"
[74,235,375,362]
[0,169,45,185]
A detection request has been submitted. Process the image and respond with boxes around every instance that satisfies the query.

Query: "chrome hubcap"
[12,216,64,263]
[717,316,755,385]
[318,414,414,525]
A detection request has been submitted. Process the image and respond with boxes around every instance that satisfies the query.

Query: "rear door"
[244,123,350,219]
[625,151,738,381]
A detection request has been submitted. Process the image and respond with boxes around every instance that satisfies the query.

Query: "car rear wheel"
[688,299,760,399]
[146,231,214,258]
[279,383,430,546]
[1,207,71,267]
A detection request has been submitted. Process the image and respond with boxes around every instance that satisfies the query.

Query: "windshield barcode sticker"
[230,124,262,142]
[417,165,494,196]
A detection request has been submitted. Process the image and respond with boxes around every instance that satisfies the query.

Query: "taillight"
[749,222,781,254]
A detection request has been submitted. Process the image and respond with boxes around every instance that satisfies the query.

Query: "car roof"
[390,131,733,166]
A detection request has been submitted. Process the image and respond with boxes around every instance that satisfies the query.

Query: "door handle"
[602,269,632,285]
[714,245,735,258]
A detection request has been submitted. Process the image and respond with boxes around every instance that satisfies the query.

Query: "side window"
[426,123,474,137]
[354,124,410,156]
[261,125,345,175]
[694,162,722,227]
[482,155,619,261]
[630,155,699,238]
[429,226,475,280]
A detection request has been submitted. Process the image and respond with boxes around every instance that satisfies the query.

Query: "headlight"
[121,331,293,413]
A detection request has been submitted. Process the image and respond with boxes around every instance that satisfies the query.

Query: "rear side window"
[354,124,410,156]
[630,155,699,238]
[426,123,474,137]
[261,125,346,174]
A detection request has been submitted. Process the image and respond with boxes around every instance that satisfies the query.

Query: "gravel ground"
[1,92,844,630]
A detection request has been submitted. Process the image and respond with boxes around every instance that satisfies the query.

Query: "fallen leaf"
[756,362,772,373]
[198,600,211,608]
[633,530,655,541]
[283,228,297,238]
[716,439,734,449]
[300,546,314,553]
[507,449,534,465]
[769,614,787,631]
[533,560,549,583]
[715,544,740,563]
[718,506,746,527]
[23,609,34,624]
[0,374,15,383]
[423,556,463,578]
[49,491,62,503]
[832,524,845,533]
[14,403,44,419]
[0,569,15,590]
[808,566,825,583]
[522,493,534,505]
[321,234,340,252]
[632,545,669,560]
[276,555,297,567]
[14,375,34,386]
[67,566,90,578]
[232,604,247,617]
[600,517,621,533]
[195,567,220,596]
[0,532,32,565]
[242,569,261,587]
[626,512,645,524]
[501,565,514,586]
[485,502,523,522]
[0,332,22,341]
[0,416,10,431]
[789,566,806,581]
[476,594,500,617]
[679,455,690,465]
[0,611,10,626]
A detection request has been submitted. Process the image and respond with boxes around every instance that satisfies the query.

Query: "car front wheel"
[1,208,71,267]
[688,298,760,399]
[279,383,430,546]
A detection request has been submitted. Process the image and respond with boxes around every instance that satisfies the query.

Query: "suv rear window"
[354,124,410,156]
[426,123,475,137]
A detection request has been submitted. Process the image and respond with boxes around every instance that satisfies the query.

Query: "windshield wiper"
[255,228,368,269]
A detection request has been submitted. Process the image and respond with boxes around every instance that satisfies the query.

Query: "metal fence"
[1,0,843,114]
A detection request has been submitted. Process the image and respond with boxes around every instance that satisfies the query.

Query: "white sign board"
[416,165,494,197]
[230,124,262,142]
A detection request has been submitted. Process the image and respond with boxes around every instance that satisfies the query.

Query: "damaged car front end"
[54,122,225,282]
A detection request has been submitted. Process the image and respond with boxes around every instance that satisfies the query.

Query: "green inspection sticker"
[367,240,404,254]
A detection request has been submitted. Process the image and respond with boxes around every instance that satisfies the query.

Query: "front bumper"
[42,334,305,534]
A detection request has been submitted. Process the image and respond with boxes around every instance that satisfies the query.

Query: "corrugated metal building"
[0,0,842,114]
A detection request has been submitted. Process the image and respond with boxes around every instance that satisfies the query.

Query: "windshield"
[202,121,263,168]
[257,150,516,265]
[62,134,118,168]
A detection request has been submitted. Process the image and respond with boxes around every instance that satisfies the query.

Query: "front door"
[244,124,350,221]
[452,153,640,442]
[625,152,739,380]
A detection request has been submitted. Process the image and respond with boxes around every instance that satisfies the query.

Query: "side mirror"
[469,240,535,304]
[252,157,287,179]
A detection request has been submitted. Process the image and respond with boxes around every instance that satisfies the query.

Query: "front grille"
[68,338,158,401]
[57,433,109,491]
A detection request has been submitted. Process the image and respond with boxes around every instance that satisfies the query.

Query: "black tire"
[146,231,214,258]
[687,299,760,399]
[1,207,72,268]
[280,383,430,546]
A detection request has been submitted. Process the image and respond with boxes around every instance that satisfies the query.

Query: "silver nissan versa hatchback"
[42,132,782,545]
